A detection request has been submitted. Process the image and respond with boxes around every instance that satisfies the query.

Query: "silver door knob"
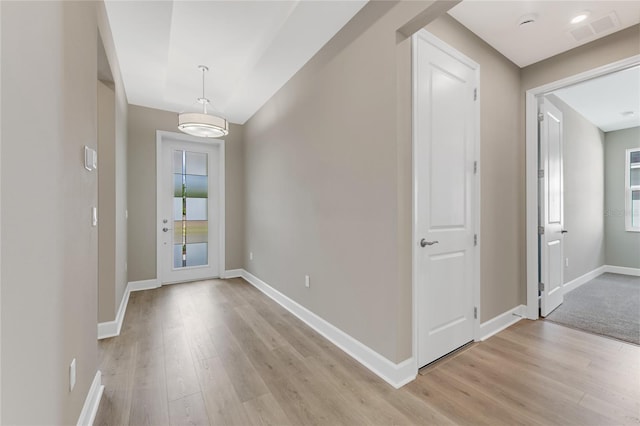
[162,227,169,232]
[420,239,439,247]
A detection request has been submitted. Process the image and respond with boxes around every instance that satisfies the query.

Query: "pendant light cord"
[198,65,209,114]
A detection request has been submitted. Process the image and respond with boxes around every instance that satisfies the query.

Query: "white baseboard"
[77,370,104,426]
[240,269,415,388]
[97,279,159,340]
[223,269,243,279]
[128,278,160,292]
[478,304,526,341]
[605,265,640,277]
[563,265,607,293]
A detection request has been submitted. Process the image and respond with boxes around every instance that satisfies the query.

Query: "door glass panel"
[632,190,640,228]
[630,168,640,186]
[186,198,207,220]
[172,149,209,268]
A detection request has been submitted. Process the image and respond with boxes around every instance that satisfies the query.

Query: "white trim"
[128,278,160,292]
[625,147,640,232]
[411,29,482,373]
[240,269,416,388]
[605,265,640,276]
[155,130,226,285]
[97,288,129,340]
[76,370,104,426]
[223,269,243,279]
[525,55,640,319]
[97,279,159,339]
[563,266,607,293]
[478,305,526,341]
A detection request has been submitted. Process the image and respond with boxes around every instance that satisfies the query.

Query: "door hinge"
[473,306,478,319]
[474,88,477,101]
[539,282,545,292]
[538,169,544,178]
[538,113,544,122]
[474,234,478,246]
[473,161,478,174]
[538,226,545,235]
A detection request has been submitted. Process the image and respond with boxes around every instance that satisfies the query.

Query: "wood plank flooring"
[94,278,640,426]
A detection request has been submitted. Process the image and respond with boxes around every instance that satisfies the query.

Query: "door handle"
[163,227,170,232]
[420,238,439,247]
[561,229,568,234]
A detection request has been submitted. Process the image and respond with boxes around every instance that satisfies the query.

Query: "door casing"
[525,55,640,319]
[411,29,481,373]
[155,130,226,285]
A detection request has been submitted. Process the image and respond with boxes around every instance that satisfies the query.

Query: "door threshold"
[418,341,476,375]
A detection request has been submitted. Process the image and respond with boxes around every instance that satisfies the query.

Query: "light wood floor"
[94,278,640,426]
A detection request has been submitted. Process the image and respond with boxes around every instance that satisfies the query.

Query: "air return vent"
[568,12,620,42]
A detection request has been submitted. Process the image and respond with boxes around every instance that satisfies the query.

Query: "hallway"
[94,279,640,426]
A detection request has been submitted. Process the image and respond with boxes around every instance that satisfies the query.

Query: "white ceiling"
[104,0,367,124]
[552,66,640,132]
[448,1,640,68]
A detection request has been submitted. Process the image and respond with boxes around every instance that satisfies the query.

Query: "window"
[626,148,640,232]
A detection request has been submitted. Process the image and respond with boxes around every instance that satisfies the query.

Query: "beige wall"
[1,2,98,424]
[98,81,117,322]
[127,105,244,282]
[522,25,640,91]
[546,95,605,282]
[244,1,443,363]
[605,127,640,268]
[424,15,524,321]
[97,3,129,324]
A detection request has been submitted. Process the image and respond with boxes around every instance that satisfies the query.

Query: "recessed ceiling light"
[518,13,538,26]
[571,12,590,24]
[621,111,635,117]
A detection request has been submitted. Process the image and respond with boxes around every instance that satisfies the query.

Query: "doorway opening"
[525,55,640,333]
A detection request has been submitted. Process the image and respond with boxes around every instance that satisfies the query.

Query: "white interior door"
[539,99,564,316]
[158,133,223,284]
[414,32,478,368]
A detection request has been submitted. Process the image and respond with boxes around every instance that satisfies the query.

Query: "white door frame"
[411,29,481,372]
[524,55,640,319]
[156,130,226,285]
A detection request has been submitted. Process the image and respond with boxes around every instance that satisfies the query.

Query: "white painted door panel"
[415,33,477,368]
[539,99,564,316]
[159,137,221,284]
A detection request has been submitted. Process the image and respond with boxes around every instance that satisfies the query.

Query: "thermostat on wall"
[84,146,97,171]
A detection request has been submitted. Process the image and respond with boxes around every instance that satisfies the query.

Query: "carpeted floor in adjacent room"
[546,272,640,345]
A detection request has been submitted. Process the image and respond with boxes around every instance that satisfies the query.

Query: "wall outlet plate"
[305,275,310,288]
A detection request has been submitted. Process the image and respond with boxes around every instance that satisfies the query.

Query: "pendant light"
[178,65,229,138]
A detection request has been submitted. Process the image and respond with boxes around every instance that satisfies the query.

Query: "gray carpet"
[546,273,640,345]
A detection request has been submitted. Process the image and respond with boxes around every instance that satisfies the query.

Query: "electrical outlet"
[305,275,310,288]
[125,262,128,272]
[565,258,569,267]
[249,252,253,261]
[69,358,76,392]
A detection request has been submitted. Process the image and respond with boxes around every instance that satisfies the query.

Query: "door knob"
[163,227,169,232]
[420,238,439,247]
[561,229,568,234]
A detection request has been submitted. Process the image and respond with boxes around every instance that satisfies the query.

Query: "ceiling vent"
[568,12,620,42]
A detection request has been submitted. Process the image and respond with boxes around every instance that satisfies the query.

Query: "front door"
[157,132,223,284]
[414,31,478,368]
[539,98,564,316]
